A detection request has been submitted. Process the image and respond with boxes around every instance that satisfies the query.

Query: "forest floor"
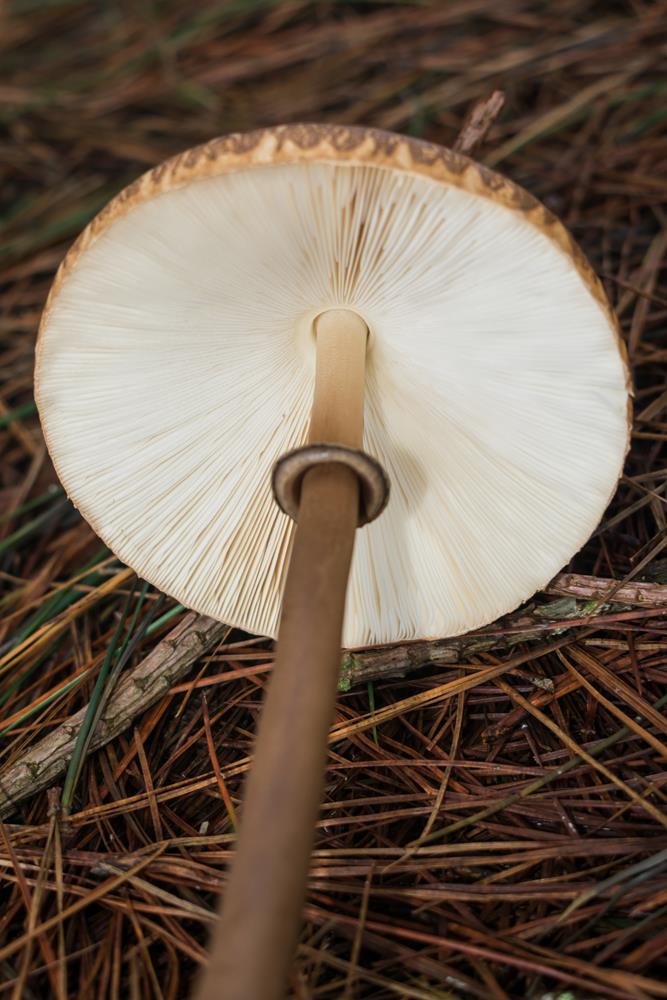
[2,2,667,997]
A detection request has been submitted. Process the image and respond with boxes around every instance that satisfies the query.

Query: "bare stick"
[453,90,505,157]
[0,614,227,820]
[2,571,665,821]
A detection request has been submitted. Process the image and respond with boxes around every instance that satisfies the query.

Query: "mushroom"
[35,124,631,1000]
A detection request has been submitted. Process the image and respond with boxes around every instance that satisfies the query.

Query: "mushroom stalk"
[195,309,368,1000]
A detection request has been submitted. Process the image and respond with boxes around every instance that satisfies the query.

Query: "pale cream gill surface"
[37,161,629,646]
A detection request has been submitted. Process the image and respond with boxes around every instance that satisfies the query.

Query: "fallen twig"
[452,89,505,156]
[2,572,666,818]
[0,613,227,819]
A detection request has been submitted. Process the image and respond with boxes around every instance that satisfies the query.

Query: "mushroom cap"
[36,124,631,647]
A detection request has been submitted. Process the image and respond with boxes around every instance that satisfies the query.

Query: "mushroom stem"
[195,309,368,1000]
[308,308,368,446]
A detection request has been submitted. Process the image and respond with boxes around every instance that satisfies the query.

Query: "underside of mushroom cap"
[35,124,631,647]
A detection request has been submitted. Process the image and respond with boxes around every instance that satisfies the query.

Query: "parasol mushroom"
[35,124,631,999]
